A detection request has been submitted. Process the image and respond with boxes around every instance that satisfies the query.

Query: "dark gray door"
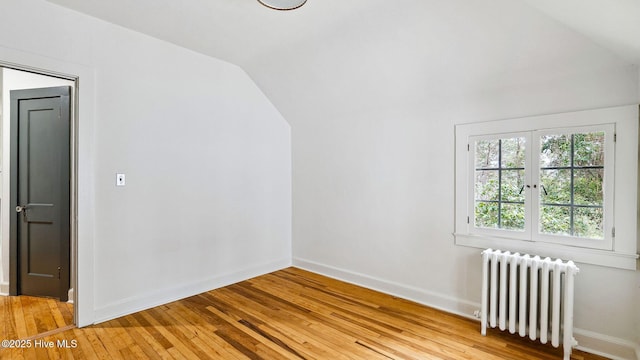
[9,86,71,301]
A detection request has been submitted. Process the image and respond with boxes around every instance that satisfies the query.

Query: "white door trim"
[0,45,96,327]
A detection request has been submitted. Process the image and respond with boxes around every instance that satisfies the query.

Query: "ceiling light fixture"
[258,0,307,11]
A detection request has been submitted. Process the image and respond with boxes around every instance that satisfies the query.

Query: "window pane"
[540,205,571,236]
[574,207,604,239]
[475,201,498,229]
[475,139,499,169]
[501,170,525,202]
[574,169,603,205]
[500,203,525,230]
[540,134,570,168]
[540,169,571,204]
[474,136,527,232]
[501,137,526,168]
[574,132,605,167]
[538,131,607,240]
[475,170,498,201]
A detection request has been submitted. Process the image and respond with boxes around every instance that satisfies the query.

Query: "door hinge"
[58,267,61,279]
[467,216,470,224]
[614,133,617,142]
[467,144,470,151]
[612,227,615,238]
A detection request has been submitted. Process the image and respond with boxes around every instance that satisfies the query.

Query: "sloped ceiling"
[45,0,373,66]
[521,0,640,65]
[46,0,640,67]
[46,0,639,123]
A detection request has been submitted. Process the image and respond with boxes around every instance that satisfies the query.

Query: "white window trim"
[454,105,639,270]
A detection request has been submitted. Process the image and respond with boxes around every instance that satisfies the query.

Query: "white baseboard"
[67,288,74,304]
[93,258,291,324]
[573,329,640,360]
[293,257,640,360]
[293,257,480,320]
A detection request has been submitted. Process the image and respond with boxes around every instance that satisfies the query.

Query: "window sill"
[454,233,638,270]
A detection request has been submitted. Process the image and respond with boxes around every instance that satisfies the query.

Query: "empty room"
[0,0,639,359]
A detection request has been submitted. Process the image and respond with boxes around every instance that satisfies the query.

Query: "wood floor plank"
[209,288,363,360]
[204,303,304,360]
[83,327,113,360]
[203,290,332,360]
[2,267,611,360]
[12,296,29,339]
[138,308,204,359]
[273,282,502,359]
[0,295,74,344]
[166,301,250,360]
[47,298,71,327]
[191,294,325,360]
[114,316,166,360]
[234,279,456,359]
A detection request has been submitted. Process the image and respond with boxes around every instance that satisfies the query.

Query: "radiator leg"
[563,338,578,360]
[481,250,490,336]
[562,264,578,360]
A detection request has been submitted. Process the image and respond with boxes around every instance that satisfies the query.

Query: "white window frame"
[454,106,639,270]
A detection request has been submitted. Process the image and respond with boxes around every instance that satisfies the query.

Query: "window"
[455,106,639,270]
[469,126,613,249]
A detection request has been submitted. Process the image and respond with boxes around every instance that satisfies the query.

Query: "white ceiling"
[47,0,640,67]
[46,0,380,66]
[522,0,640,64]
[45,0,640,127]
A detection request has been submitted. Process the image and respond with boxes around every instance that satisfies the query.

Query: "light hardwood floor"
[1,295,74,340]
[1,268,608,359]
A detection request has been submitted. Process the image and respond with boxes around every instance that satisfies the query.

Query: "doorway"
[10,86,71,300]
[1,67,77,330]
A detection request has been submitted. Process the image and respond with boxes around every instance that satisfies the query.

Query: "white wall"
[0,0,291,325]
[241,0,640,358]
[0,69,75,296]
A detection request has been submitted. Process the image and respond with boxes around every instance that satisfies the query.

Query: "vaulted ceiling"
[46,0,640,66]
[46,0,640,123]
[521,0,640,65]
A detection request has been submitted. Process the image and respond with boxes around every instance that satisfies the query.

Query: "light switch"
[116,173,126,186]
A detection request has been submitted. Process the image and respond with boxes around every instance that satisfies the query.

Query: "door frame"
[2,64,78,321]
